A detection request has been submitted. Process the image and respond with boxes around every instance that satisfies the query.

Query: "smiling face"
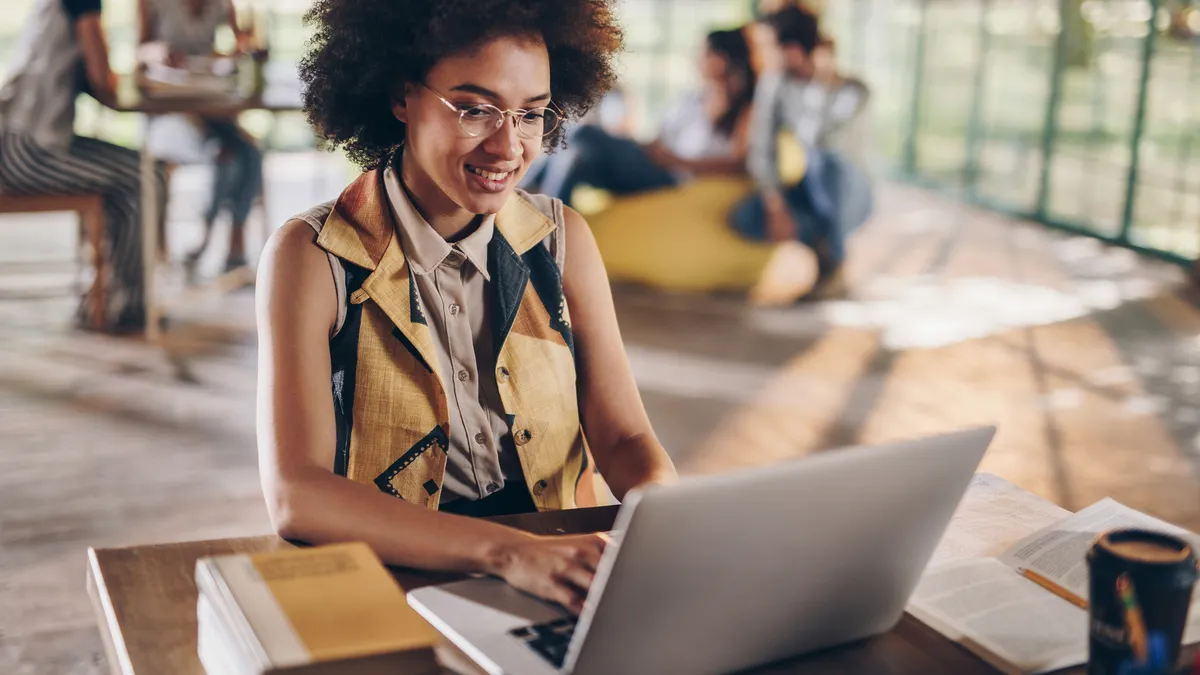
[392,34,552,224]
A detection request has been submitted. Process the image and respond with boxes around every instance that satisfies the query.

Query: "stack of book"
[195,542,443,675]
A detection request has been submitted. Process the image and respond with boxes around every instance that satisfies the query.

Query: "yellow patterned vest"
[313,169,598,512]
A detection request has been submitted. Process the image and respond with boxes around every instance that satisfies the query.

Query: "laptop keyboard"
[509,616,578,667]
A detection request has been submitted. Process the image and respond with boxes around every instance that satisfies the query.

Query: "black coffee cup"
[1087,529,1198,675]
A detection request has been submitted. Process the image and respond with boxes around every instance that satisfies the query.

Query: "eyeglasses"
[421,83,562,140]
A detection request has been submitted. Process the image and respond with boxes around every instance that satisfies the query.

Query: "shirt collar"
[382,165,493,281]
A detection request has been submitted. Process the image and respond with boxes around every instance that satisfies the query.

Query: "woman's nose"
[482,116,523,160]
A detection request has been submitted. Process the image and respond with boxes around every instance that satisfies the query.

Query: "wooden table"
[89,505,1015,675]
[112,75,303,117]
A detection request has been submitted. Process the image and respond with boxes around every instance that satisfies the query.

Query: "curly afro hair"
[299,0,624,171]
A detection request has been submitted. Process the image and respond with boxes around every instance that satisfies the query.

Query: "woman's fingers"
[547,579,587,615]
[558,561,596,593]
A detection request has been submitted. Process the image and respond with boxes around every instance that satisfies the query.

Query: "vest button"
[458,369,469,382]
[486,482,500,494]
[514,428,532,445]
[474,432,487,445]
[497,366,510,382]
[533,479,548,495]
[449,303,461,316]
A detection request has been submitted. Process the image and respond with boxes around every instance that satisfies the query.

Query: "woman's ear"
[391,83,412,123]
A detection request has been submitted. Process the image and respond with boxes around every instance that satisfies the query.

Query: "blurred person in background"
[733,5,873,299]
[138,0,263,273]
[748,0,834,70]
[256,0,677,614]
[525,27,757,207]
[0,0,167,332]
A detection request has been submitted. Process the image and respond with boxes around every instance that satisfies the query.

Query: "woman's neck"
[399,151,479,242]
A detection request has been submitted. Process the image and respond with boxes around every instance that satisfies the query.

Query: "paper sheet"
[908,558,1088,675]
[997,498,1200,600]
[995,498,1200,641]
[928,473,1071,567]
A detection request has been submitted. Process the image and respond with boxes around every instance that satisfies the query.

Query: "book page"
[908,558,1088,674]
[996,498,1200,600]
[929,473,1071,567]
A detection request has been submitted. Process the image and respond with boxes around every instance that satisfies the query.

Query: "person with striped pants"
[0,0,167,333]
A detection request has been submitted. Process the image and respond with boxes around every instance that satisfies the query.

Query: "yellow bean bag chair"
[587,177,768,292]
[583,133,815,301]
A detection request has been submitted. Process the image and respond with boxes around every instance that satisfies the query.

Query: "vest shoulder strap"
[516,189,567,272]
[290,200,348,338]
[294,192,566,340]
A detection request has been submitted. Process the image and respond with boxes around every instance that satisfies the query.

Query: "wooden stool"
[0,193,107,330]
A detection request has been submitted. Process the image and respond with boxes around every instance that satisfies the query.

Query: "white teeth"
[468,166,511,181]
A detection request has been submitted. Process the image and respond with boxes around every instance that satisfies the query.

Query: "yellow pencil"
[1021,569,1089,610]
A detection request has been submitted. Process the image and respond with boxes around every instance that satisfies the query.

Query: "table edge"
[90,533,275,555]
[87,547,137,675]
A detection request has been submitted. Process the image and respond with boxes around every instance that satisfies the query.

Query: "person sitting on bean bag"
[733,7,874,300]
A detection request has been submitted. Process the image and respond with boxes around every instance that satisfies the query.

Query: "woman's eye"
[521,111,545,123]
[459,106,491,119]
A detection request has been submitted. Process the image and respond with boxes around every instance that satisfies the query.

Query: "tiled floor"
[2,157,1198,674]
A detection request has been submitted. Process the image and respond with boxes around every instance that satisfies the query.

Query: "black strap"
[63,0,102,20]
[440,481,536,518]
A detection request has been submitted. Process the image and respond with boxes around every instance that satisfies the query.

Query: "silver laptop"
[407,426,995,675]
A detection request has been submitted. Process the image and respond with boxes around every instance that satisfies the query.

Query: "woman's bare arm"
[136,0,154,45]
[256,220,606,612]
[225,0,252,53]
[673,154,746,177]
[75,13,117,106]
[561,208,679,499]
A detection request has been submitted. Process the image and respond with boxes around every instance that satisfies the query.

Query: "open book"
[910,492,1200,674]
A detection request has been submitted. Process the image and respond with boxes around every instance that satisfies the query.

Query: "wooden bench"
[0,193,107,330]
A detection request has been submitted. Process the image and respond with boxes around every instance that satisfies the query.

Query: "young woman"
[256,0,677,613]
[138,0,263,272]
[528,27,759,206]
[0,0,166,332]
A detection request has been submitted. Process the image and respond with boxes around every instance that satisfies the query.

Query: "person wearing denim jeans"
[732,147,872,280]
[138,0,263,272]
[195,118,263,271]
[738,6,873,298]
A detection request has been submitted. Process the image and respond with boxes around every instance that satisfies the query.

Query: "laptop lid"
[565,426,995,675]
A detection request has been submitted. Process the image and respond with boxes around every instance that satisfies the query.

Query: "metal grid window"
[826,0,1200,263]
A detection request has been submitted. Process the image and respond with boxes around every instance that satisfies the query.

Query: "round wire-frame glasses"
[422,83,562,140]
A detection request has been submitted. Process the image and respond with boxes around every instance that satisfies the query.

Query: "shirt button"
[458,369,469,382]
[474,432,487,445]
[486,482,500,494]
[449,303,460,316]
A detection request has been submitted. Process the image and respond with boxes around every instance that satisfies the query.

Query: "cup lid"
[1097,529,1194,566]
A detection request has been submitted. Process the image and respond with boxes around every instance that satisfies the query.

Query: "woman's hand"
[764,192,798,243]
[643,141,681,171]
[492,533,609,614]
